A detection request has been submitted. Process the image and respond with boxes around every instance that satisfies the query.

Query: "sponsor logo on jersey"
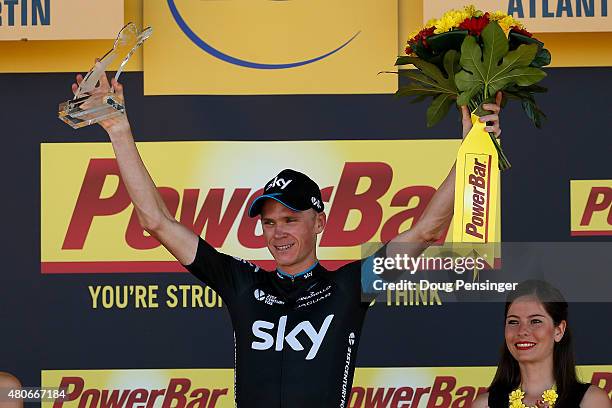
[253,289,285,306]
[340,332,354,407]
[253,289,266,301]
[251,314,334,360]
[296,285,332,309]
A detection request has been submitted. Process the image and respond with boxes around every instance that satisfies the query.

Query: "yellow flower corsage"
[508,385,557,408]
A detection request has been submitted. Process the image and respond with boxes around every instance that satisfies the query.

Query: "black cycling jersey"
[184,237,372,408]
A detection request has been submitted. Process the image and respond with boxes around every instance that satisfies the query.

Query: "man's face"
[260,200,326,273]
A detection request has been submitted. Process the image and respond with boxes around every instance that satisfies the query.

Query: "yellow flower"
[407,4,490,40]
[510,400,526,408]
[464,4,478,17]
[489,10,509,21]
[543,389,558,405]
[425,18,438,28]
[497,15,516,36]
[509,389,525,402]
[433,9,471,34]
[486,10,525,36]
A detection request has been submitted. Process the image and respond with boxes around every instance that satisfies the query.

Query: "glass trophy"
[58,23,153,129]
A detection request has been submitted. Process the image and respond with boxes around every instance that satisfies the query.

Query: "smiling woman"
[471,280,612,408]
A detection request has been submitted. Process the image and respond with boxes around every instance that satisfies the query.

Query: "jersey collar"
[275,261,319,282]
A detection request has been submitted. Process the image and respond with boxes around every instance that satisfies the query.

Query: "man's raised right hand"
[71,63,130,134]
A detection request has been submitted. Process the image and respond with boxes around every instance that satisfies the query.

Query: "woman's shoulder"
[580,384,611,408]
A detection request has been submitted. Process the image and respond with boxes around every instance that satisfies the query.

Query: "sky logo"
[251,314,334,360]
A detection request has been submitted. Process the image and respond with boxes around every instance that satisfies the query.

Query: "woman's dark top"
[488,382,591,408]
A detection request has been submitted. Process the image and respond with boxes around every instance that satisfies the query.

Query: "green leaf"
[502,85,548,128]
[531,48,551,68]
[395,56,448,85]
[427,94,454,127]
[395,83,442,97]
[398,69,457,95]
[489,67,547,94]
[457,26,545,101]
[459,35,485,85]
[396,56,414,66]
[515,84,548,93]
[455,69,482,91]
[457,84,482,105]
[509,31,544,50]
[428,30,469,54]
[488,44,540,82]
[522,98,547,128]
[504,84,548,101]
[481,22,509,81]
[395,50,462,127]
[410,94,430,104]
[443,49,461,84]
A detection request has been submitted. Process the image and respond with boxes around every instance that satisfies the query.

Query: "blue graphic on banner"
[166,0,360,70]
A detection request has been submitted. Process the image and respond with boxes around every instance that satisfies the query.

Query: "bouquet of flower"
[393,5,551,170]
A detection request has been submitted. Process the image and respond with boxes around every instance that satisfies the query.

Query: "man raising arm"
[71,71,502,407]
[72,73,199,266]
[386,92,502,258]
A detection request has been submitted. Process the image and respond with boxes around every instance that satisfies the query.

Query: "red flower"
[405,45,413,55]
[510,26,533,37]
[459,12,490,36]
[410,26,436,48]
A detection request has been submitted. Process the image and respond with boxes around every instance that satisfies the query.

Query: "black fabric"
[488,382,591,408]
[184,237,369,408]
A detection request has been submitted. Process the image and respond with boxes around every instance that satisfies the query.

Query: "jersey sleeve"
[182,237,261,302]
[332,245,391,305]
[360,244,404,303]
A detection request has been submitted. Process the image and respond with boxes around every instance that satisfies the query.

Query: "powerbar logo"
[348,372,611,408]
[570,180,612,236]
[57,160,439,254]
[51,377,228,408]
[463,155,491,242]
[0,0,50,26]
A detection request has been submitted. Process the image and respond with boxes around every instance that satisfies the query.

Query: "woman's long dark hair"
[488,280,578,403]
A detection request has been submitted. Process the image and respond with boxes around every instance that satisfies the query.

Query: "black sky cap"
[248,169,324,217]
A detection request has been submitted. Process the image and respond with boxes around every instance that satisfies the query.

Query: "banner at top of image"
[143,0,397,95]
[424,0,611,33]
[0,0,124,40]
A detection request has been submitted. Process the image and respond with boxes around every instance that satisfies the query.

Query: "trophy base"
[58,93,125,129]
